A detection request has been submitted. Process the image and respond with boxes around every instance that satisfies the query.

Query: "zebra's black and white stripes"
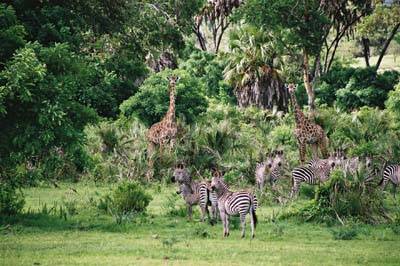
[211,173,258,238]
[379,164,400,190]
[256,150,285,191]
[291,155,337,198]
[177,181,211,222]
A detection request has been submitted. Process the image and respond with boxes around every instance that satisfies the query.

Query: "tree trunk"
[302,49,316,118]
[375,22,400,72]
[362,37,370,67]
[234,67,289,112]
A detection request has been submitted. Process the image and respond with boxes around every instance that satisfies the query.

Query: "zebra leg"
[220,211,227,237]
[250,209,255,239]
[290,180,299,199]
[212,203,218,221]
[187,204,193,221]
[225,214,230,237]
[240,213,246,238]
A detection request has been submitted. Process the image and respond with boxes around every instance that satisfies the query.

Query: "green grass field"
[1,182,400,265]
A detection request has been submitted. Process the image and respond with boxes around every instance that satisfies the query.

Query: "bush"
[120,68,208,126]
[386,82,400,128]
[0,184,25,215]
[293,170,389,224]
[316,64,399,110]
[100,181,152,223]
[180,50,234,102]
[331,226,358,240]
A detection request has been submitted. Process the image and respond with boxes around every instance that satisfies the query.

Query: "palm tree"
[224,25,289,112]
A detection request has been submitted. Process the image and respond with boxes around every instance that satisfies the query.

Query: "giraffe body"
[287,83,328,164]
[146,76,179,180]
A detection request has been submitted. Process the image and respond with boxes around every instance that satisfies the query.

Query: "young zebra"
[379,164,400,196]
[255,158,272,191]
[210,172,258,238]
[290,154,338,198]
[177,181,211,222]
[172,164,213,222]
[269,150,285,185]
[255,150,285,190]
[171,163,191,184]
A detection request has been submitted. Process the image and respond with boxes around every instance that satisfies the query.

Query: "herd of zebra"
[170,150,400,238]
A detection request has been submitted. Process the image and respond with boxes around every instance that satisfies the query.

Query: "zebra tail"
[250,195,258,229]
[206,187,212,206]
[251,207,258,229]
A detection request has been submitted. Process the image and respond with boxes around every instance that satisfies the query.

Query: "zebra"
[379,164,400,196]
[255,158,272,191]
[290,153,338,198]
[176,181,212,222]
[210,171,258,238]
[171,163,191,184]
[334,151,376,185]
[255,150,285,191]
[269,150,285,185]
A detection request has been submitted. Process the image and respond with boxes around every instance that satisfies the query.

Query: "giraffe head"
[285,83,298,94]
[168,75,180,90]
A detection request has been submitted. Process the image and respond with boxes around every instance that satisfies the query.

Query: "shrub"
[180,50,234,102]
[120,68,208,126]
[0,184,25,215]
[292,170,389,224]
[316,64,399,110]
[331,226,358,240]
[100,181,152,223]
[386,82,400,128]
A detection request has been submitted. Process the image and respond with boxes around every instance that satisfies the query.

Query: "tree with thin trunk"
[224,25,289,112]
[357,2,400,71]
[193,0,243,52]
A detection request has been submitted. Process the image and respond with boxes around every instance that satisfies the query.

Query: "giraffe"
[146,75,179,181]
[286,83,328,164]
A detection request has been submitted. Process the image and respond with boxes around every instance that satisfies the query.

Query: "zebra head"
[269,150,284,184]
[210,168,227,195]
[172,163,191,184]
[365,156,373,170]
[327,152,339,169]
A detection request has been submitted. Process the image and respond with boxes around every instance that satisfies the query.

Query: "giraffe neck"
[165,86,176,121]
[289,90,306,126]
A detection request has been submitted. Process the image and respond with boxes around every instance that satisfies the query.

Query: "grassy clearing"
[352,54,400,72]
[1,182,400,265]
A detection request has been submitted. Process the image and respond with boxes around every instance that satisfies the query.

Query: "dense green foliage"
[98,181,152,224]
[0,184,25,215]
[316,65,400,110]
[120,69,208,126]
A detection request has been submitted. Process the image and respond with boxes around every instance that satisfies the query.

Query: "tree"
[224,25,289,111]
[0,43,98,183]
[194,0,243,52]
[357,2,400,71]
[0,4,26,68]
[240,0,329,115]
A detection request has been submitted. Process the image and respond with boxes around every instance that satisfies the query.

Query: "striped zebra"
[206,181,219,221]
[379,164,400,196]
[255,150,285,191]
[290,154,338,198]
[177,181,212,222]
[269,150,285,185]
[210,172,258,238]
[171,163,191,184]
